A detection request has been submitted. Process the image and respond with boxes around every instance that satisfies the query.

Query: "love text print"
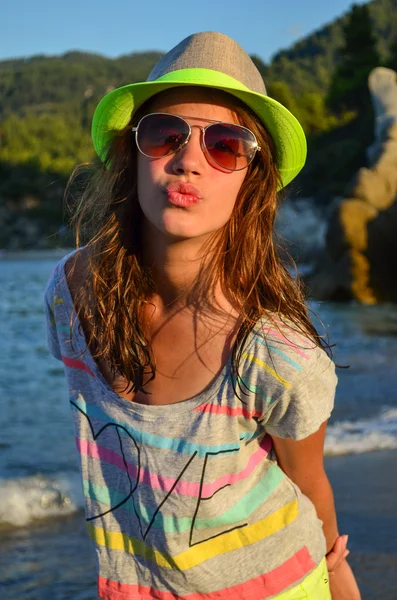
[71,401,247,547]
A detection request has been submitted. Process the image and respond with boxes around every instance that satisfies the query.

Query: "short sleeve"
[259,346,337,440]
[43,268,62,361]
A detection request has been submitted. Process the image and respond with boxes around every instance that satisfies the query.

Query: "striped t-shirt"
[44,251,337,600]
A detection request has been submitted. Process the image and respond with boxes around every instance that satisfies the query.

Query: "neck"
[142,227,222,310]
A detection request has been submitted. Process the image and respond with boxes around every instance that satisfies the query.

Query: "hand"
[328,559,361,600]
[326,535,350,574]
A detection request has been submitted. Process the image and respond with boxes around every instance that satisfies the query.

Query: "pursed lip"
[164,182,203,199]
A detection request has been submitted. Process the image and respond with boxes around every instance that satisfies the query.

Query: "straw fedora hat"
[91,31,307,188]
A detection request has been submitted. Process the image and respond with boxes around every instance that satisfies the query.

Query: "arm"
[271,422,361,600]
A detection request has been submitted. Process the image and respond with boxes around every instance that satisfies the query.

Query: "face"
[136,88,248,244]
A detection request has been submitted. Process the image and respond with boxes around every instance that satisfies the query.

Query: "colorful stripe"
[83,464,284,532]
[87,499,299,570]
[242,353,291,388]
[51,296,64,324]
[63,357,95,377]
[76,437,136,479]
[270,315,317,349]
[97,546,316,600]
[253,337,303,371]
[76,435,272,498]
[194,402,263,419]
[261,326,310,360]
[234,378,273,401]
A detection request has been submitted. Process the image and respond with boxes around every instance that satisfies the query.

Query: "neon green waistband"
[272,558,331,600]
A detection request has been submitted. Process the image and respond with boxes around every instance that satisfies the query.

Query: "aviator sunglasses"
[132,112,261,171]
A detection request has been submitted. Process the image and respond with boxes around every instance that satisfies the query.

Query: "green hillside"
[0,51,163,119]
[267,0,397,94]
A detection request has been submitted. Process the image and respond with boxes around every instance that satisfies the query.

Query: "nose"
[170,126,205,176]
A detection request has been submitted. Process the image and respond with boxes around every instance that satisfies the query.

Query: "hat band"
[151,68,252,94]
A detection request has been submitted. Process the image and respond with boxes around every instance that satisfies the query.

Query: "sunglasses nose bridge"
[177,122,207,157]
[189,123,205,142]
[187,123,211,159]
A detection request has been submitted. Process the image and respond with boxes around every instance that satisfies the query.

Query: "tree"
[267,81,299,116]
[327,3,381,115]
[298,93,338,134]
[386,38,397,70]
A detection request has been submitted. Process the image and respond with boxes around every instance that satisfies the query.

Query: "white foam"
[325,408,397,456]
[0,472,84,527]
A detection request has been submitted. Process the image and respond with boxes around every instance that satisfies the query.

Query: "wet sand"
[325,450,397,599]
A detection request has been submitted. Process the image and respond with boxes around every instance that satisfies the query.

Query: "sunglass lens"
[205,124,257,170]
[137,114,189,157]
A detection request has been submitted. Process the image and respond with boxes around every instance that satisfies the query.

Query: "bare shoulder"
[64,247,91,301]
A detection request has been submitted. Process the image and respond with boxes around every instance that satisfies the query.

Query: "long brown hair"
[66,87,329,394]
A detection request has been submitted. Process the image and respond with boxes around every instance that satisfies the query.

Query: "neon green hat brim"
[91,68,307,188]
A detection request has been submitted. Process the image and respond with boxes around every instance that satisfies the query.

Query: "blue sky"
[2,0,367,63]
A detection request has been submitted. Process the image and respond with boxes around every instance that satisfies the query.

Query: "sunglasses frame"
[131,112,261,172]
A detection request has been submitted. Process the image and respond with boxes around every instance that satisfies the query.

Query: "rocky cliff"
[308,67,397,303]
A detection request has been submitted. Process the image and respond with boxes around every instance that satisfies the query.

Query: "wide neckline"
[56,250,251,418]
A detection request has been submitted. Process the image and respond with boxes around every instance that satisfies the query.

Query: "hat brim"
[91,68,307,188]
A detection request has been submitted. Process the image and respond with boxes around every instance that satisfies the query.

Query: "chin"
[159,215,207,240]
[163,227,208,241]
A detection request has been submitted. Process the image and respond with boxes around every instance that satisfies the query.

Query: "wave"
[0,472,83,528]
[324,408,397,456]
[1,409,396,528]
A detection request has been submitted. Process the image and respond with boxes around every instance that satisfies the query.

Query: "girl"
[44,32,361,599]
